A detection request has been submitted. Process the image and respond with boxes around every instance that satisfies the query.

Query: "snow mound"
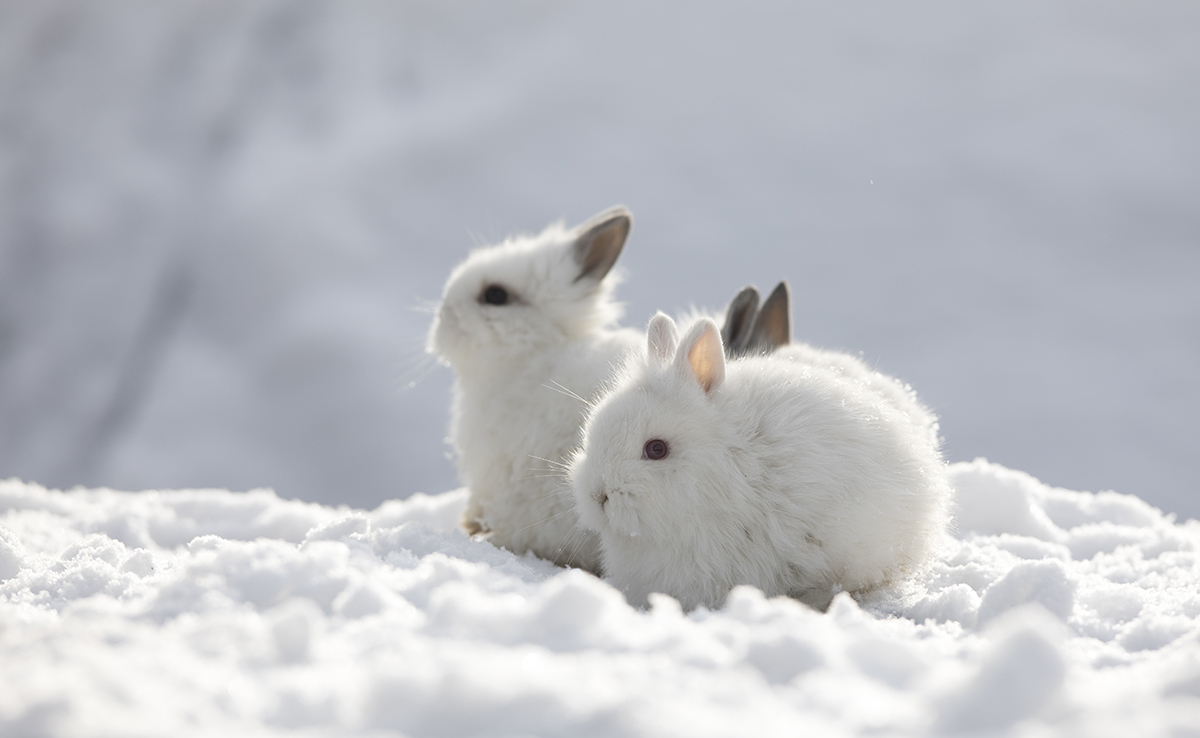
[3,460,1200,736]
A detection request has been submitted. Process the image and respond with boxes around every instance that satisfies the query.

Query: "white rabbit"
[569,313,952,611]
[725,279,940,446]
[428,207,791,572]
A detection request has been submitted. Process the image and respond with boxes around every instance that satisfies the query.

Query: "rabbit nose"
[594,487,609,510]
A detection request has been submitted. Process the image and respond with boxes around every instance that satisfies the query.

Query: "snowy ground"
[1,1,1198,517]
[3,6,1198,731]
[4,460,1200,737]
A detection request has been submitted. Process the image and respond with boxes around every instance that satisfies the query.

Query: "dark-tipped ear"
[573,206,632,282]
[676,319,726,395]
[721,285,760,357]
[647,312,679,365]
[748,281,791,353]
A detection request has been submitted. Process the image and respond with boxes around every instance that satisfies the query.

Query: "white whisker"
[541,379,593,408]
[393,350,442,393]
[560,520,595,571]
[409,298,441,316]
[529,454,572,472]
[512,502,578,535]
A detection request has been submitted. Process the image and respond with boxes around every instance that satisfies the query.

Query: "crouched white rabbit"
[569,313,953,610]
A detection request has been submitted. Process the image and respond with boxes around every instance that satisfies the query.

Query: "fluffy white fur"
[772,343,941,448]
[570,313,953,611]
[427,207,641,572]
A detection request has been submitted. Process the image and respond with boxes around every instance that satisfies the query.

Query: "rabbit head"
[427,206,632,374]
[572,313,737,544]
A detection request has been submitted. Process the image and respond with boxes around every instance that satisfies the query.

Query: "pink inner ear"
[686,324,724,393]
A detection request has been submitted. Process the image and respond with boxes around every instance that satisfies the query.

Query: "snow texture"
[1,1,1198,517]
[4,460,1200,736]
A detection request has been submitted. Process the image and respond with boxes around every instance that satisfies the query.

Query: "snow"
[3,4,1198,731]
[2,1,1199,517]
[4,460,1200,736]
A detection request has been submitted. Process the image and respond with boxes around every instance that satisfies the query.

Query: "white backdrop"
[1,1,1197,516]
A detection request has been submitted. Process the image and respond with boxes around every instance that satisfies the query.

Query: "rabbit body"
[428,209,642,572]
[447,327,640,571]
[721,280,938,446]
[773,343,940,448]
[570,315,952,610]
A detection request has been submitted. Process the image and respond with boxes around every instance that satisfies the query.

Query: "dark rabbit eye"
[481,285,509,305]
[643,439,669,461]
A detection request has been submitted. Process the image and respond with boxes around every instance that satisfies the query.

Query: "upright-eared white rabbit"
[569,313,952,610]
[725,279,938,444]
[428,207,792,572]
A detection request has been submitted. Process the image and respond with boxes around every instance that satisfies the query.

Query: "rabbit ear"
[721,285,760,357]
[677,319,725,395]
[749,281,791,351]
[573,206,632,282]
[647,312,679,365]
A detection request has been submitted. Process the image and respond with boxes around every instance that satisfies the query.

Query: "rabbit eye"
[481,285,509,305]
[642,439,669,461]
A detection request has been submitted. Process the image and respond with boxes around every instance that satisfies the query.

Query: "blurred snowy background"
[1,1,1197,516]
